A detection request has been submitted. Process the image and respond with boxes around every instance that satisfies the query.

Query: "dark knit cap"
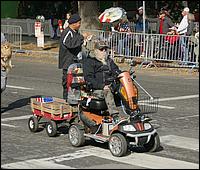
[68,14,81,24]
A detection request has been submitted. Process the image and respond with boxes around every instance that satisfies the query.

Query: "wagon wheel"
[28,116,39,132]
[46,120,57,137]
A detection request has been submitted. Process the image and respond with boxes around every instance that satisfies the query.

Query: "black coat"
[58,27,84,69]
[82,53,121,90]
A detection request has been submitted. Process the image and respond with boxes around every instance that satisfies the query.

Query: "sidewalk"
[15,35,60,54]
[14,36,198,75]
[13,35,60,65]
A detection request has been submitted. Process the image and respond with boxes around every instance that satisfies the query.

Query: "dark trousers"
[1,69,7,93]
[62,69,68,100]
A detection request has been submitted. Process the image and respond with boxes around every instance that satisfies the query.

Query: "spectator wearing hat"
[176,7,190,35]
[82,40,129,123]
[156,10,174,34]
[154,10,174,59]
[63,12,71,30]
[135,6,149,33]
[116,17,132,56]
[176,7,191,63]
[58,13,88,100]
[50,13,59,39]
[165,26,180,60]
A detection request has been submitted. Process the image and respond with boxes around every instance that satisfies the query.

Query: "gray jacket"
[156,16,174,34]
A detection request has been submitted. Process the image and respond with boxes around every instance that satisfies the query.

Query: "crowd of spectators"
[98,6,198,63]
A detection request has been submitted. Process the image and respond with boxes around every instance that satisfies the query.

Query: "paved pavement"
[1,56,199,169]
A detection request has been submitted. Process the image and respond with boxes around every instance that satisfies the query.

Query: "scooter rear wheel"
[68,124,85,147]
[109,133,128,157]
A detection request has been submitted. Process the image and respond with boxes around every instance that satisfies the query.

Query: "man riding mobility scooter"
[67,40,160,157]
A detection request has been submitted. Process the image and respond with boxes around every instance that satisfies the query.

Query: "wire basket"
[138,97,159,114]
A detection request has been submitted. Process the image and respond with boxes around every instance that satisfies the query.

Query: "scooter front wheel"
[143,132,160,152]
[109,133,128,157]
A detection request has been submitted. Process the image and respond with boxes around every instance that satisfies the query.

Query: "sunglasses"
[99,47,108,51]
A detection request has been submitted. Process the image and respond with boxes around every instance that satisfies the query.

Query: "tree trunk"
[71,1,78,14]
[78,1,100,30]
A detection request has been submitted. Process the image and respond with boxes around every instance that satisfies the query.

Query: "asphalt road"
[1,55,199,169]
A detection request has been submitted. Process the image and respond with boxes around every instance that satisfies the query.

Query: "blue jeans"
[180,36,189,63]
[118,36,131,56]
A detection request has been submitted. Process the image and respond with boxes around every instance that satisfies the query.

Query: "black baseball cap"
[68,14,81,24]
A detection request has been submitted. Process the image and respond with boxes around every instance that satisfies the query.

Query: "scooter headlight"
[123,125,136,131]
[144,123,152,130]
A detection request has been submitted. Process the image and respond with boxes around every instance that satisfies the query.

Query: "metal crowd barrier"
[80,29,199,68]
[1,18,52,36]
[1,18,199,68]
[1,25,22,50]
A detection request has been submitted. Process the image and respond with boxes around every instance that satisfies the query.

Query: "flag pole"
[143,1,146,61]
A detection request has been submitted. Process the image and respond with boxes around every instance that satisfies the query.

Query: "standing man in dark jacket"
[135,6,149,33]
[58,13,86,100]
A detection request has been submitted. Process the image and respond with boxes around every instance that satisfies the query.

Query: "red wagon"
[28,96,78,137]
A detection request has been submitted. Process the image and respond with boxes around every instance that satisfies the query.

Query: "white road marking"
[1,135,199,169]
[11,91,18,94]
[1,149,91,169]
[1,123,17,128]
[1,112,11,115]
[158,94,199,102]
[175,114,199,120]
[139,102,175,109]
[84,147,199,169]
[160,135,199,151]
[156,104,175,109]
[0,94,197,129]
[138,94,199,110]
[1,159,75,169]
[41,149,92,162]
[1,115,31,122]
[7,85,34,90]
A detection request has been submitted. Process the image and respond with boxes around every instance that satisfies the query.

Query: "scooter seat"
[81,97,108,111]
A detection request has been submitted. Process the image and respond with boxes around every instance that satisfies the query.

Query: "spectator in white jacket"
[176,7,190,64]
[63,13,71,30]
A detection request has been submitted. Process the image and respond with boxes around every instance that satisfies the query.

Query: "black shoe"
[143,116,152,121]
[119,115,129,122]
[90,125,101,134]
[112,114,120,124]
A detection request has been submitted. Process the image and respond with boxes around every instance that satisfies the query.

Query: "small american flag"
[36,97,44,102]
[119,22,130,32]
[35,97,53,103]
